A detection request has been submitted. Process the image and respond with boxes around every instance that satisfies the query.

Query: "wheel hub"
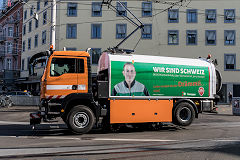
[179,107,191,122]
[73,112,89,128]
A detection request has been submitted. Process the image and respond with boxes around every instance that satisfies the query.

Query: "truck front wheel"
[173,102,195,126]
[67,105,95,134]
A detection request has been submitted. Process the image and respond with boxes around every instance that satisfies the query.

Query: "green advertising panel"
[111,61,209,97]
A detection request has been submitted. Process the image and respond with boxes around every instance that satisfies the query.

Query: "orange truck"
[29,48,222,134]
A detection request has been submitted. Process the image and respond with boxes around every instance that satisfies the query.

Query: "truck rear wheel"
[67,105,95,134]
[173,102,195,126]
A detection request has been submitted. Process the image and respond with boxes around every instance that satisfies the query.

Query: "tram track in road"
[0,137,239,159]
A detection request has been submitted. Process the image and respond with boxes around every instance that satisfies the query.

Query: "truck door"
[45,56,79,98]
[76,58,88,93]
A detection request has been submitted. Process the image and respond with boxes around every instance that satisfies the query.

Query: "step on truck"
[29,47,222,134]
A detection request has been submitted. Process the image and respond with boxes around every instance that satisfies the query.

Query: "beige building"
[22,0,240,103]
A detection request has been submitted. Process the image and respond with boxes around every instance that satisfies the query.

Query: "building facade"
[0,0,22,91]
[22,0,240,103]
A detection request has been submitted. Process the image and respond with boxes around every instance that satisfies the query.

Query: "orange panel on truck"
[110,99,173,123]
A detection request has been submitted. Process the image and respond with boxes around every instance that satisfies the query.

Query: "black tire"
[67,105,95,134]
[173,102,195,126]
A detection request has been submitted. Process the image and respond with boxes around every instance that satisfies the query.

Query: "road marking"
[93,138,178,142]
[0,121,29,125]
[0,138,240,158]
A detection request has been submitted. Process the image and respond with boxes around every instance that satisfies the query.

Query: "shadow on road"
[0,122,185,137]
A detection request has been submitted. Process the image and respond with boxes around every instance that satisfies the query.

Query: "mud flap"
[30,112,42,125]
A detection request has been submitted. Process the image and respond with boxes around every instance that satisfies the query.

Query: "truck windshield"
[50,58,76,76]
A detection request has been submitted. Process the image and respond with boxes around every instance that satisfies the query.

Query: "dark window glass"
[43,11,47,25]
[187,30,197,45]
[37,1,40,11]
[206,9,216,23]
[142,2,152,17]
[116,24,126,39]
[78,59,84,73]
[35,19,39,28]
[92,2,102,17]
[168,9,179,23]
[187,9,197,23]
[67,24,77,39]
[29,20,32,32]
[91,48,101,64]
[225,55,235,69]
[233,85,240,97]
[91,24,102,39]
[68,3,77,16]
[224,9,235,23]
[50,58,76,76]
[116,2,127,16]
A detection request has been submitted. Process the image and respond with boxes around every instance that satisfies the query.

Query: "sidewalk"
[216,104,232,115]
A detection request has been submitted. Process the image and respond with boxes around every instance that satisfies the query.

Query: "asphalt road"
[0,105,240,160]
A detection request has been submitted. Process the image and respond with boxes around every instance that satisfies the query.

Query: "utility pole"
[51,0,56,50]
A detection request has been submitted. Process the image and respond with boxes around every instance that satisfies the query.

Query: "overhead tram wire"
[18,0,240,23]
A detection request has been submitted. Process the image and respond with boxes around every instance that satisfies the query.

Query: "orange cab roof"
[52,51,90,57]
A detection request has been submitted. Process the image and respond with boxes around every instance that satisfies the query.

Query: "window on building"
[168,9,179,23]
[3,28,6,37]
[37,1,40,11]
[67,3,77,16]
[206,9,216,23]
[43,11,47,25]
[35,19,38,28]
[17,10,20,20]
[142,2,152,17]
[30,6,34,16]
[92,2,102,17]
[141,24,152,39]
[16,25,19,37]
[116,24,127,39]
[233,85,240,97]
[66,48,77,51]
[15,43,18,54]
[50,58,77,77]
[22,59,25,70]
[44,0,48,7]
[206,30,216,45]
[22,41,25,52]
[168,30,179,45]
[225,30,235,45]
[224,9,235,23]
[34,34,38,48]
[90,48,101,64]
[42,30,46,44]
[6,58,12,70]
[186,30,197,45]
[29,20,32,32]
[28,38,31,50]
[8,27,13,37]
[7,42,13,53]
[27,57,30,71]
[91,24,102,39]
[225,54,235,70]
[116,2,127,16]
[67,24,77,39]
[187,9,197,23]
[24,10,27,20]
[23,25,26,35]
